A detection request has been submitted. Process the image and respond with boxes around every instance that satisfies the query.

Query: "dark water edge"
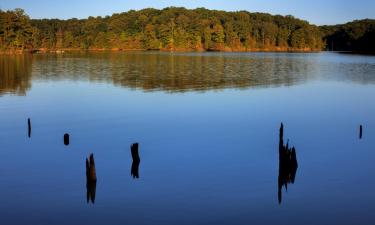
[338,51,375,56]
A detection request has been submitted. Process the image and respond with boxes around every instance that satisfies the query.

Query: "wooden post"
[86,153,97,182]
[279,123,284,143]
[359,125,363,139]
[86,153,97,204]
[64,133,70,145]
[277,123,298,204]
[131,143,140,162]
[130,143,140,178]
[27,118,31,138]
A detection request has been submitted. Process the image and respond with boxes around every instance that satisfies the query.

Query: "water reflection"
[1,52,374,95]
[278,123,298,204]
[0,54,33,96]
[27,52,314,91]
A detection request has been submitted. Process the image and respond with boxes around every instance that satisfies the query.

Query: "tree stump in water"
[130,143,140,178]
[27,118,31,138]
[86,153,97,182]
[85,153,97,204]
[64,133,70,145]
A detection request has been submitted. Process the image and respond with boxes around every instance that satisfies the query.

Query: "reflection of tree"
[2,52,374,94]
[0,54,33,96]
[28,52,318,92]
[108,53,302,91]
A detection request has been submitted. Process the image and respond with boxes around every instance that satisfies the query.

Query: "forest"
[321,19,375,53]
[0,7,324,52]
[0,7,373,53]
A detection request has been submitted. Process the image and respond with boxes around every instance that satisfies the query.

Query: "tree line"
[0,7,373,53]
[321,19,375,53]
[0,7,324,52]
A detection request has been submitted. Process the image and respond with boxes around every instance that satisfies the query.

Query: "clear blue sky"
[0,0,374,25]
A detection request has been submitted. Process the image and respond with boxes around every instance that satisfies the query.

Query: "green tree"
[290,28,305,48]
[1,7,330,52]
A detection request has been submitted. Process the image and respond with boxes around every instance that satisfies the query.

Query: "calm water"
[1,52,375,225]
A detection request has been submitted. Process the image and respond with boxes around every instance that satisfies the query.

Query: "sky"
[0,0,374,25]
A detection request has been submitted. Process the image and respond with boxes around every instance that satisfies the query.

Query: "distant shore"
[2,8,374,55]
[0,47,322,55]
[3,49,373,56]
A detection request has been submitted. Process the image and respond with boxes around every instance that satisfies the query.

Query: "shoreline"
[0,48,323,55]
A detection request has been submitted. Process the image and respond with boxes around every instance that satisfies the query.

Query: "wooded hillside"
[0,7,324,52]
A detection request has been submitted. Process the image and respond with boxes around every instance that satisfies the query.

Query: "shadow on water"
[278,123,298,204]
[130,143,140,179]
[86,154,97,204]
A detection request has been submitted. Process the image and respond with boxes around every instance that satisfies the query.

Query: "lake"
[1,52,375,225]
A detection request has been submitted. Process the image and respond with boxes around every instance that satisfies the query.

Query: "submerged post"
[359,125,363,139]
[64,133,70,146]
[131,143,140,162]
[86,153,97,204]
[279,123,284,161]
[130,143,140,178]
[27,118,31,138]
[86,153,97,182]
[278,123,298,204]
[279,123,284,143]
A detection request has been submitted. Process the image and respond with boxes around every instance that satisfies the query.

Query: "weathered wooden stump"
[131,143,140,162]
[279,123,284,142]
[278,123,298,204]
[130,143,140,178]
[63,133,70,145]
[85,153,97,204]
[86,179,96,204]
[86,153,97,182]
[131,160,140,179]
